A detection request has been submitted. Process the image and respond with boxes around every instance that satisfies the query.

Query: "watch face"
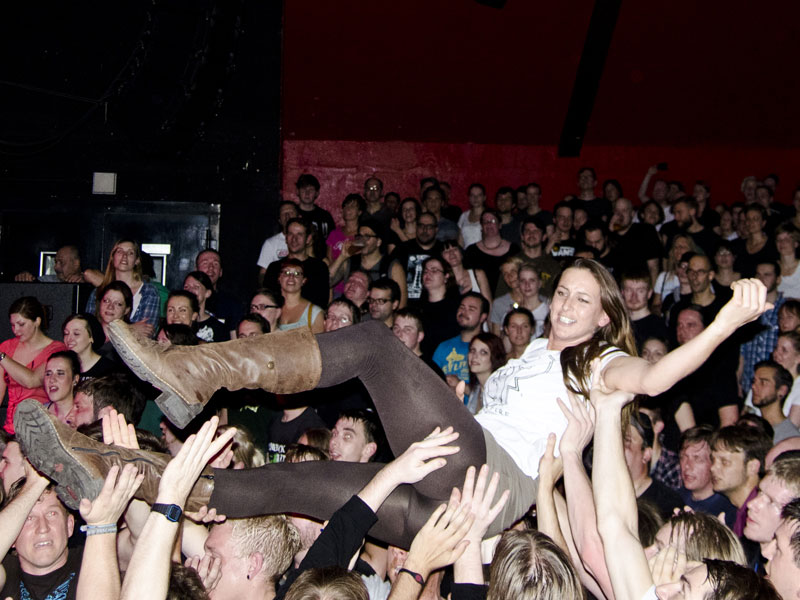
[154,503,182,522]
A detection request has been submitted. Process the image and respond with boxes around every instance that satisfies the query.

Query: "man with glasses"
[389,211,443,302]
[264,217,330,308]
[667,253,733,346]
[328,219,407,307]
[367,278,400,328]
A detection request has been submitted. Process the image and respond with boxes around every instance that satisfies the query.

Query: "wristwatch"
[151,503,183,522]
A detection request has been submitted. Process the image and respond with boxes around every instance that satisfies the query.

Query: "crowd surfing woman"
[21,259,768,550]
[0,297,66,433]
[85,239,161,338]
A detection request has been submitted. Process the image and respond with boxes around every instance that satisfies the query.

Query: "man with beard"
[749,360,800,444]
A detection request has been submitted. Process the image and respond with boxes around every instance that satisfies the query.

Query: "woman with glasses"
[84,239,161,338]
[275,258,324,333]
[249,288,284,333]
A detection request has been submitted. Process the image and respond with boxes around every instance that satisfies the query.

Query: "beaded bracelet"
[80,523,118,536]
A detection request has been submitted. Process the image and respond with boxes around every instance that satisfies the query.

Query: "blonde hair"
[487,530,585,600]
[284,566,368,600]
[228,515,300,583]
[667,511,746,565]
[100,239,143,289]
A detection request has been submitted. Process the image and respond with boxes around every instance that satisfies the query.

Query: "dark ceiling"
[1,0,798,198]
[282,0,800,147]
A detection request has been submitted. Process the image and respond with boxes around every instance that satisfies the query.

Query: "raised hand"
[384,426,460,486]
[156,417,236,507]
[557,392,596,456]
[185,554,222,592]
[102,410,140,450]
[538,433,564,490]
[403,488,475,577]
[80,464,144,526]
[713,278,769,332]
[459,465,510,544]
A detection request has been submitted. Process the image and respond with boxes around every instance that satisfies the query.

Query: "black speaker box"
[0,283,94,341]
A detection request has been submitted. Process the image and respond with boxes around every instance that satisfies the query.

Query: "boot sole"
[14,400,104,511]
[109,322,203,428]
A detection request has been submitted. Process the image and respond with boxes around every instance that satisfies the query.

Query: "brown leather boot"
[108,320,322,427]
[14,399,213,512]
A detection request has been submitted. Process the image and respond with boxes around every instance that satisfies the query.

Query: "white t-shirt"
[778,264,800,300]
[257,233,288,269]
[458,211,483,248]
[476,338,626,478]
[655,271,679,299]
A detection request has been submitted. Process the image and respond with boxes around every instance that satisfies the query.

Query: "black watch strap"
[152,503,183,522]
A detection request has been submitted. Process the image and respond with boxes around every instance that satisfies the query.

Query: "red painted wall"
[282,140,800,225]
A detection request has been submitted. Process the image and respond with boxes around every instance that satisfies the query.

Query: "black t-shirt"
[206,287,245,330]
[390,240,444,301]
[299,205,336,241]
[218,388,279,455]
[659,345,739,451]
[632,313,668,352]
[463,243,520,292]
[572,197,612,222]
[79,355,120,381]
[265,256,331,309]
[608,223,663,275]
[2,546,83,600]
[639,478,684,520]
[267,407,326,463]
[733,237,779,278]
[196,315,230,343]
[417,291,462,357]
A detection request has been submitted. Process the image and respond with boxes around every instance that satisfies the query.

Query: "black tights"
[209,320,487,548]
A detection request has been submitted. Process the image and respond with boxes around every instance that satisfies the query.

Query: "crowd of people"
[1,165,800,599]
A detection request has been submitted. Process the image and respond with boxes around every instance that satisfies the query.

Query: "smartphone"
[656,162,668,171]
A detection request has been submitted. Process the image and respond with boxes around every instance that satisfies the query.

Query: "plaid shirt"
[651,445,682,491]
[740,293,785,394]
[86,282,161,338]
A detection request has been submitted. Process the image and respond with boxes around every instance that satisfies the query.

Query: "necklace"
[482,239,502,251]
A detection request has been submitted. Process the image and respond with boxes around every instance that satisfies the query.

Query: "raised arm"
[638,165,658,204]
[120,418,235,600]
[592,379,653,600]
[0,355,47,390]
[76,464,143,600]
[603,279,767,396]
[0,466,50,588]
[556,395,615,600]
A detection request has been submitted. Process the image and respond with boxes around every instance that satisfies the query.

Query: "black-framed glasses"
[251,303,280,311]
